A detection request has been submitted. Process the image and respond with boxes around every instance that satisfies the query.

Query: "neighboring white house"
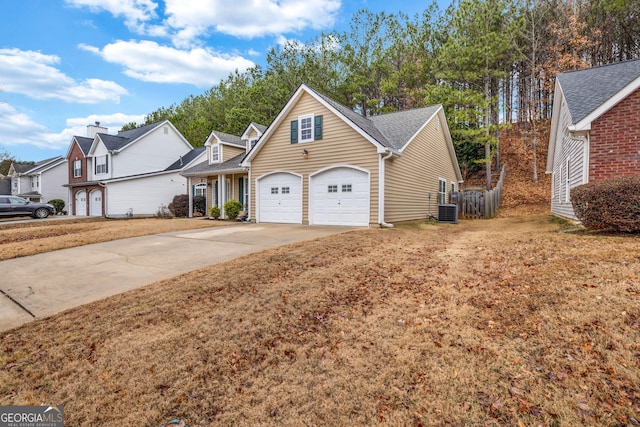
[8,157,68,204]
[66,121,205,217]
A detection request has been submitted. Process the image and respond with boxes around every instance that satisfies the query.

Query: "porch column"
[220,174,226,219]
[187,176,193,218]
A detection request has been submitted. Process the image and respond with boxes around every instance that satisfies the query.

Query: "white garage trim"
[309,165,370,226]
[256,171,303,224]
[75,190,87,216]
[89,189,103,217]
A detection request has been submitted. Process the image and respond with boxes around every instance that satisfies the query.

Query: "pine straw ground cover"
[1,214,639,426]
[0,217,225,261]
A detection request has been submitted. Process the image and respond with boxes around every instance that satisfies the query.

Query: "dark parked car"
[0,195,56,219]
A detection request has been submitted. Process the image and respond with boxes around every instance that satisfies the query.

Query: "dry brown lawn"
[0,217,226,261]
[1,212,639,426]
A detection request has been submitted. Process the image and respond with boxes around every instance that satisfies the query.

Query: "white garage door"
[89,189,102,217]
[310,167,370,226]
[75,190,87,216]
[258,172,302,224]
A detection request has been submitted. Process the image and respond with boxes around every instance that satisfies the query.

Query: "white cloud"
[0,48,128,104]
[80,40,255,87]
[164,0,342,42]
[0,103,145,152]
[65,0,159,34]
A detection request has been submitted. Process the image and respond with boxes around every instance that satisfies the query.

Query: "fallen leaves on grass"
[1,214,639,425]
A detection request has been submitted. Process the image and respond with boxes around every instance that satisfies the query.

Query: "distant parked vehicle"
[0,195,56,219]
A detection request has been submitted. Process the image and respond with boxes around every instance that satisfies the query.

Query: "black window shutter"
[290,120,298,143]
[238,177,243,204]
[314,115,323,140]
[105,156,108,174]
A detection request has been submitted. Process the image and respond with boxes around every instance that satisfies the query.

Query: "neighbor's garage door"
[310,167,370,226]
[258,172,302,224]
[75,190,87,216]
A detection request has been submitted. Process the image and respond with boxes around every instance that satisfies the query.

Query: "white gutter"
[378,150,395,228]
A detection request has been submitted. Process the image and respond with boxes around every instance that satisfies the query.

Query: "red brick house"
[546,59,640,219]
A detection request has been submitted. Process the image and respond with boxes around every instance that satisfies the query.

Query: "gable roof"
[244,84,459,177]
[558,59,640,128]
[10,156,65,175]
[208,130,245,148]
[241,122,268,141]
[89,120,192,155]
[181,153,246,177]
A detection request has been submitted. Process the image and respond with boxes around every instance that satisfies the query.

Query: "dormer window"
[250,139,258,148]
[211,144,220,162]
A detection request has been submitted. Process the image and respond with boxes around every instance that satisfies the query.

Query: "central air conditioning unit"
[438,204,458,224]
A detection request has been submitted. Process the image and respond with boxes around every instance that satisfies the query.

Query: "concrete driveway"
[0,223,354,331]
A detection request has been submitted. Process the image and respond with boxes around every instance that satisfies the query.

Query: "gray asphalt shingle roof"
[558,59,640,124]
[181,153,246,176]
[75,136,94,156]
[210,130,245,147]
[98,121,166,151]
[165,147,206,171]
[310,86,440,151]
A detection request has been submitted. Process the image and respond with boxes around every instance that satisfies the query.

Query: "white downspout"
[378,150,394,228]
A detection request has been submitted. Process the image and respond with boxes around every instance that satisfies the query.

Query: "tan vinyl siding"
[247,128,258,139]
[384,112,459,222]
[250,92,380,225]
[221,144,245,162]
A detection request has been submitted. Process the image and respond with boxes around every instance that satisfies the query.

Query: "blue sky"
[0,0,443,162]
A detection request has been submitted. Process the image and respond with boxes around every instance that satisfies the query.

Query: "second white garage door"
[310,167,370,226]
[258,172,302,223]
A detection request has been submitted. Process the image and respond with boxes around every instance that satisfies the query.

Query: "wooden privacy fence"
[457,165,507,219]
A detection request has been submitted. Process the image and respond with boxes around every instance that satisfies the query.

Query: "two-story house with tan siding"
[546,60,640,220]
[239,84,462,227]
[181,123,266,219]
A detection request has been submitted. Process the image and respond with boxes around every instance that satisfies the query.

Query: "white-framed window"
[194,183,207,197]
[281,186,290,194]
[250,139,258,148]
[271,187,279,194]
[211,144,219,162]
[95,155,108,174]
[438,178,447,205]
[341,184,352,193]
[12,178,17,190]
[73,160,82,178]
[299,114,313,143]
[328,185,338,193]
[31,175,39,190]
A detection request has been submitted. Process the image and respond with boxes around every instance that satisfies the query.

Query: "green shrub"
[209,205,221,219]
[168,194,189,217]
[48,199,65,214]
[193,195,206,216]
[571,175,640,232]
[224,200,243,220]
